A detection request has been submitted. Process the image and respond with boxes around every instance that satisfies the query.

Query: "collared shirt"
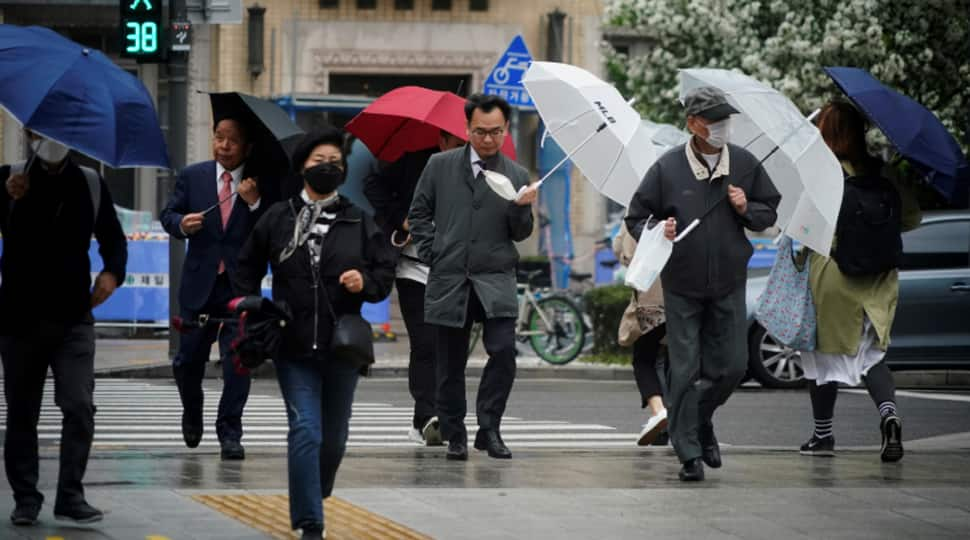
[685,139,730,182]
[216,162,261,211]
[470,146,484,177]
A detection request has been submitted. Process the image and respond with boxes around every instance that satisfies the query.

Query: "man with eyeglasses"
[409,94,537,461]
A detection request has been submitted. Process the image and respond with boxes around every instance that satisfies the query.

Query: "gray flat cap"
[684,86,739,121]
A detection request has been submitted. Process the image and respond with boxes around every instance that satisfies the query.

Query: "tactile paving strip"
[193,494,433,540]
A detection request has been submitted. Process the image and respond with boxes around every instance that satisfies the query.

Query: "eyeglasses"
[470,127,506,139]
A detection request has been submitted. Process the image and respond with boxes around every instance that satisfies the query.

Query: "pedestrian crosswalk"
[0,379,641,450]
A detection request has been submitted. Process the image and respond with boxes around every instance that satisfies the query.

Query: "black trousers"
[396,278,437,429]
[436,289,516,443]
[664,287,748,463]
[1,319,96,508]
[633,324,668,408]
[172,273,251,443]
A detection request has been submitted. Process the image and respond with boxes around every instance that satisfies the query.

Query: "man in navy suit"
[161,117,264,460]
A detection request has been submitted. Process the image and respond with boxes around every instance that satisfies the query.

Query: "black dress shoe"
[474,429,512,459]
[446,439,468,461]
[10,503,40,526]
[182,409,203,449]
[220,440,246,460]
[678,458,705,482]
[299,523,325,539]
[54,501,104,524]
[700,424,722,469]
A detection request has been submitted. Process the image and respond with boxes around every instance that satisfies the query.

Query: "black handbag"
[311,227,375,370]
[329,311,375,369]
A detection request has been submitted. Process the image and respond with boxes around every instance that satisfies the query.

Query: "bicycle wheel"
[527,296,585,365]
[467,321,483,356]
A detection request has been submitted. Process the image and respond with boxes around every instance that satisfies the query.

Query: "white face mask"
[703,118,731,148]
[30,137,70,164]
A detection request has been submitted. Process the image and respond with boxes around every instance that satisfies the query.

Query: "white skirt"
[801,317,887,386]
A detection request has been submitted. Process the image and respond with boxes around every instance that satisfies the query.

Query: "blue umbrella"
[0,24,169,169]
[824,66,968,203]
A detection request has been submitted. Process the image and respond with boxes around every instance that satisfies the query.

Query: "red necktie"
[217,171,232,274]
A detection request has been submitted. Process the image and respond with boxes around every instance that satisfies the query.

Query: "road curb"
[94,362,970,388]
[95,362,637,381]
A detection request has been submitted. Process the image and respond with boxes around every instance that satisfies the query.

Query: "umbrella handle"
[673,218,700,243]
[201,191,235,216]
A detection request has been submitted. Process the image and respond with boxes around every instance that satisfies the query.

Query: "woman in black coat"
[234,128,395,540]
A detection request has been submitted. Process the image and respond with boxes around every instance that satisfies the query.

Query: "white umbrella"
[679,68,843,255]
[519,61,658,206]
[641,119,690,156]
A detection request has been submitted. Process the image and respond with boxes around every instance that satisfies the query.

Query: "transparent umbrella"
[680,68,843,255]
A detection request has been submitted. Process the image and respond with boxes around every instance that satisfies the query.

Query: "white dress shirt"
[216,162,261,211]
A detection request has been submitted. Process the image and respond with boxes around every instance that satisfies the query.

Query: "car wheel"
[747,323,807,389]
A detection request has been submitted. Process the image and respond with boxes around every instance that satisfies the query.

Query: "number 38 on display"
[125,21,158,54]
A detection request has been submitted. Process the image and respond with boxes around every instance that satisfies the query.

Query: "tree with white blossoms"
[604,0,970,161]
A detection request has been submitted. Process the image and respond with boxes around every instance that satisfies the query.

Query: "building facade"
[1,0,614,274]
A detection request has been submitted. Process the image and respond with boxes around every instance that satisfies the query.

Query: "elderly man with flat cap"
[626,87,780,482]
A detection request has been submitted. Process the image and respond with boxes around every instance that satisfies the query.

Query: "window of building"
[469,0,488,11]
[319,0,339,8]
[357,0,376,9]
[395,0,414,9]
[432,0,452,9]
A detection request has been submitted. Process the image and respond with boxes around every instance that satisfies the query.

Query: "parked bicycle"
[468,270,586,365]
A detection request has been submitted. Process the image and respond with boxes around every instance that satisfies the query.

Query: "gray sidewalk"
[1,450,968,539]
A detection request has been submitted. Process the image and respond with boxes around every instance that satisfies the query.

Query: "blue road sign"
[484,35,534,108]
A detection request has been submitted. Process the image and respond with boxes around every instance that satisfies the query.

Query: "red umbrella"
[346,86,517,162]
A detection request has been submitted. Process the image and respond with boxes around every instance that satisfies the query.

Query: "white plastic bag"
[624,218,673,292]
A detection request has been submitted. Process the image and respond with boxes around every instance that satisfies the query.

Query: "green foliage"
[583,284,633,354]
[603,0,970,154]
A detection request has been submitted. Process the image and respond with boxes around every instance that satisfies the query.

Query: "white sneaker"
[407,427,425,445]
[422,416,444,447]
[637,409,668,446]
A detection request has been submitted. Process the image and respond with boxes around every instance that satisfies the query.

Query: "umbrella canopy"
[641,119,690,156]
[208,92,303,198]
[0,24,169,169]
[523,61,657,206]
[825,66,969,203]
[345,86,516,163]
[680,68,844,255]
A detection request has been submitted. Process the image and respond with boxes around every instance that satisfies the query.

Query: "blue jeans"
[275,356,360,531]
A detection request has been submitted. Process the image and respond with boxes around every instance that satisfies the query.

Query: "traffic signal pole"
[167,0,188,359]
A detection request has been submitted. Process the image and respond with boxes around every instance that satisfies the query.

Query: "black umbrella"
[207,91,304,203]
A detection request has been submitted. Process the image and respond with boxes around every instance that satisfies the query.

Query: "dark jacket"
[233,195,395,359]
[364,146,437,240]
[626,142,780,299]
[408,145,534,327]
[0,159,127,330]
[159,161,266,313]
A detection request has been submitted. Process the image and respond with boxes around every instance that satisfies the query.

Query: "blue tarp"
[0,238,391,324]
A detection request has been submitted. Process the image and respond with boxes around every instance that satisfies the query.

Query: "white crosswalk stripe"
[0,379,641,449]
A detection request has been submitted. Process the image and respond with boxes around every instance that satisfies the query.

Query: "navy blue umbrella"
[824,66,968,202]
[0,24,169,169]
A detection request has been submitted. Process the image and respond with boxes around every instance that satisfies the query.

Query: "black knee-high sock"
[863,361,897,418]
[809,381,838,438]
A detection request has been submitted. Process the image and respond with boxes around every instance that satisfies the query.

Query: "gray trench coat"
[408,145,534,328]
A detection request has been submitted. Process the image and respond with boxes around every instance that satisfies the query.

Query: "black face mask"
[303,162,345,195]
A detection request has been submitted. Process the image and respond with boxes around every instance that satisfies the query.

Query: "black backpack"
[832,175,903,276]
